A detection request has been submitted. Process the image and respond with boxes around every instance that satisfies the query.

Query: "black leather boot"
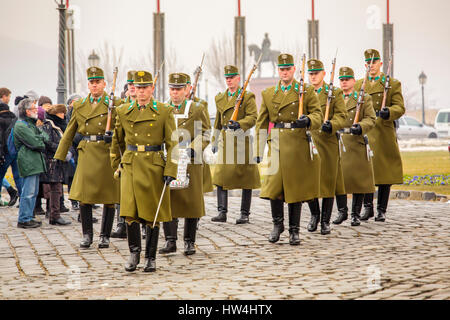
[376,185,391,222]
[79,204,93,248]
[360,193,374,221]
[184,218,198,255]
[268,199,284,243]
[6,186,18,207]
[320,198,334,235]
[211,186,227,222]
[288,202,301,245]
[144,225,159,272]
[351,194,364,226]
[98,206,115,248]
[159,219,178,254]
[333,194,348,225]
[236,189,252,224]
[307,199,320,232]
[111,205,127,239]
[125,222,141,272]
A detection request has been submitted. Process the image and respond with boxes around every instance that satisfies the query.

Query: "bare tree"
[75,42,126,95]
[205,35,234,89]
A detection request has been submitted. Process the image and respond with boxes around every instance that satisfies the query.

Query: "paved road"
[0,196,449,300]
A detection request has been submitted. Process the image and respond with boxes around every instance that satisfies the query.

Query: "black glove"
[227,120,241,131]
[321,120,332,133]
[295,115,311,128]
[163,176,176,185]
[187,148,196,158]
[211,145,218,154]
[379,107,390,120]
[350,123,363,135]
[104,130,113,144]
[253,156,262,164]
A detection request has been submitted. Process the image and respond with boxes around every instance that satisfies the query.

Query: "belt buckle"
[90,135,97,141]
[285,123,292,129]
[137,145,145,152]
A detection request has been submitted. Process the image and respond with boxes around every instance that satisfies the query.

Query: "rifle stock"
[324,52,337,123]
[298,54,306,118]
[189,53,205,101]
[353,54,375,125]
[230,54,262,122]
[105,67,118,133]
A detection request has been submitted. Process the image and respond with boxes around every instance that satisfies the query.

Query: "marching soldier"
[306,59,347,235]
[355,49,405,222]
[111,70,137,240]
[158,73,209,256]
[255,53,322,245]
[54,67,121,249]
[333,67,376,226]
[110,70,178,272]
[182,72,214,194]
[211,65,260,224]
[122,70,137,104]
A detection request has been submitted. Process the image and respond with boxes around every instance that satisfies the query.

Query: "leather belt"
[127,144,162,152]
[82,135,105,142]
[273,122,301,129]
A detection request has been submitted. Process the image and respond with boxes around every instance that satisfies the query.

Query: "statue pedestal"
[249,77,278,111]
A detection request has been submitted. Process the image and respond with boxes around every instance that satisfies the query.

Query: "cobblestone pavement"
[0,196,449,300]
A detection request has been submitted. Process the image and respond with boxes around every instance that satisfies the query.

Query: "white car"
[434,108,450,138]
[397,116,438,139]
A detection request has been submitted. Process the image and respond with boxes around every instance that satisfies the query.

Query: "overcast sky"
[1,0,449,113]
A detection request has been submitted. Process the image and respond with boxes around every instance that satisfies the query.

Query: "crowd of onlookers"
[0,87,88,228]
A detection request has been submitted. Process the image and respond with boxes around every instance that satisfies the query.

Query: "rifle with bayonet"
[323,49,338,123]
[229,53,263,125]
[297,53,318,160]
[188,54,205,101]
[104,67,118,142]
[350,54,376,161]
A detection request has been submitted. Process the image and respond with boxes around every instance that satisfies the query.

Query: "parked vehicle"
[434,108,450,138]
[397,116,438,139]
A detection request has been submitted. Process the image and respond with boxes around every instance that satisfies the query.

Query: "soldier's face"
[278,66,296,83]
[366,60,382,76]
[308,71,326,86]
[88,79,106,97]
[225,75,240,91]
[339,78,355,91]
[128,83,136,97]
[136,85,154,104]
[169,87,187,104]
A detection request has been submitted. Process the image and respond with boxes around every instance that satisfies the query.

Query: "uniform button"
[135,133,138,136]
[135,153,138,156]
[350,118,353,121]
[86,123,88,126]
[99,123,102,125]
[100,114,103,117]
[147,134,150,136]
[131,125,133,127]
[280,129,284,132]
[278,113,281,116]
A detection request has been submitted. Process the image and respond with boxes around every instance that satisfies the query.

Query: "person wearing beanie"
[40,104,71,226]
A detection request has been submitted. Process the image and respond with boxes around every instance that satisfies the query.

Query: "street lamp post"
[56,0,67,104]
[419,71,427,124]
[88,50,100,67]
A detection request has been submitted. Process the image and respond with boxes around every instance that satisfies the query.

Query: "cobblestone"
[0,196,449,300]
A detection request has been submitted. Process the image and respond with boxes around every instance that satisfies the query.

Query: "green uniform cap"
[133,70,153,87]
[224,65,239,77]
[338,66,355,79]
[127,70,136,83]
[168,73,188,88]
[180,73,191,84]
[87,66,104,80]
[277,53,294,67]
[307,59,324,72]
[364,49,381,62]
